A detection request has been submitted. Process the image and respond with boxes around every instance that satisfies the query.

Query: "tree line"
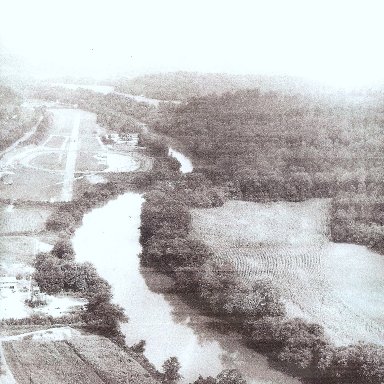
[138,140,384,384]
[151,89,384,254]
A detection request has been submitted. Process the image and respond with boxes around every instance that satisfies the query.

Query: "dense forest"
[151,89,384,254]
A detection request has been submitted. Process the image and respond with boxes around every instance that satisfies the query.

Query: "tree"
[162,356,182,384]
[51,240,75,260]
[216,369,246,384]
[33,253,65,294]
[130,339,146,353]
[192,375,216,384]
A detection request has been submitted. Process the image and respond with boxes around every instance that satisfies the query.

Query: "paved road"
[60,112,80,202]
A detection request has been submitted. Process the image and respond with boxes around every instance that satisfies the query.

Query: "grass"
[44,135,66,148]
[0,167,63,202]
[0,205,52,234]
[0,236,36,275]
[191,199,384,346]
[29,152,67,171]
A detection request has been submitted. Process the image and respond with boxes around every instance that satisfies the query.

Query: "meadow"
[191,199,384,346]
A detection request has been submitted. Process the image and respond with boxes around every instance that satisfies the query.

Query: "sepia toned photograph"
[0,1,383,383]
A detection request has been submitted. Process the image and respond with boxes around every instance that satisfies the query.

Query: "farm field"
[2,339,106,384]
[2,331,158,384]
[191,199,384,346]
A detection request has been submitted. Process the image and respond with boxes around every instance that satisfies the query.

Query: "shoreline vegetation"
[137,148,384,384]
[15,84,384,383]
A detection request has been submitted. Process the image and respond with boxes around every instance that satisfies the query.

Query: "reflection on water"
[72,192,299,384]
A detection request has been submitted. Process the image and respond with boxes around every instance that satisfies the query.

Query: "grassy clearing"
[191,199,384,345]
[76,151,107,172]
[29,152,66,171]
[0,167,63,202]
[0,205,52,234]
[44,135,66,148]
[0,232,56,277]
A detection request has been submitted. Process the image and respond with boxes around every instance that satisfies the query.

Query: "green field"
[191,199,384,346]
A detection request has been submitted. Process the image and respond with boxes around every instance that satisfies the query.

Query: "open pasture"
[191,199,384,346]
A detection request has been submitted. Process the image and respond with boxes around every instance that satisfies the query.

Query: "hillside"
[114,71,330,101]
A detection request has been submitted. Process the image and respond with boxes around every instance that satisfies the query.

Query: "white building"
[0,276,17,290]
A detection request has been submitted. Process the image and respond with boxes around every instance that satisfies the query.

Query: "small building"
[0,276,17,290]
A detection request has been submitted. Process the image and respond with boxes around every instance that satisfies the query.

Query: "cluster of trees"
[140,189,208,272]
[243,317,384,383]
[46,181,127,233]
[191,369,246,384]
[23,108,52,145]
[139,137,384,384]
[152,89,384,253]
[33,239,127,346]
[0,84,44,151]
[331,194,384,253]
[161,358,247,384]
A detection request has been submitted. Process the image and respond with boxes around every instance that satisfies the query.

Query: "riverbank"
[138,167,384,384]
[71,191,300,384]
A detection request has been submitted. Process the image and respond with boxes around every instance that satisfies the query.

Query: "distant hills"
[113,71,334,101]
[0,45,33,89]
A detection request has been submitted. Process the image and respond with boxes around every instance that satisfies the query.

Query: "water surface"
[168,148,193,173]
[72,193,298,384]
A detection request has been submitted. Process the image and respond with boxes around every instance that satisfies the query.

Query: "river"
[53,83,179,106]
[72,193,299,384]
[168,148,193,173]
